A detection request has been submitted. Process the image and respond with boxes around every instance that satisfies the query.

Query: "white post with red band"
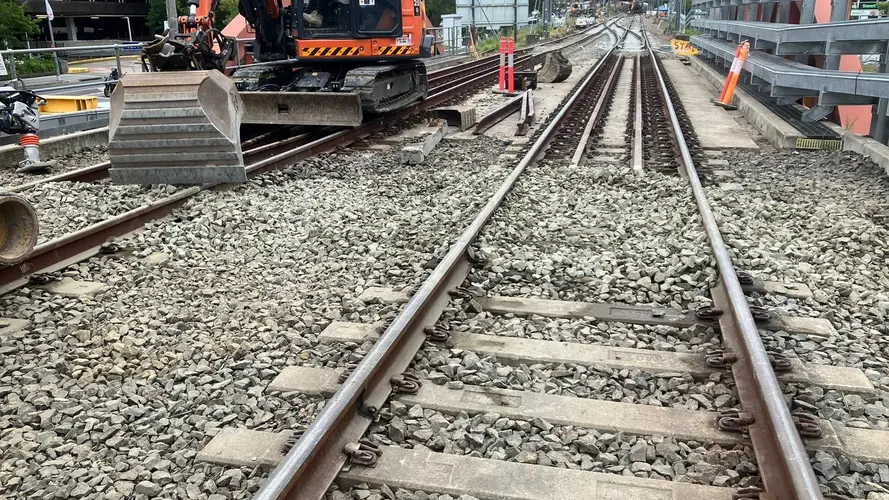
[507,37,515,94]
[499,37,506,91]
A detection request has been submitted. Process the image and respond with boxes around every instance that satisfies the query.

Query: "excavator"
[108,0,435,184]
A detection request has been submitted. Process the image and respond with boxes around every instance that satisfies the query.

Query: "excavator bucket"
[108,71,247,185]
[538,51,573,84]
[239,92,363,127]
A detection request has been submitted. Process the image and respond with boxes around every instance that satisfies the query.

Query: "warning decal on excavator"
[301,46,362,57]
[379,46,412,55]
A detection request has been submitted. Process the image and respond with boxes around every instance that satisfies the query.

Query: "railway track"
[4,15,887,500]
[180,15,889,500]
[0,22,619,294]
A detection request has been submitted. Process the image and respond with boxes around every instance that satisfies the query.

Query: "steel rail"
[570,57,623,166]
[0,23,624,292]
[642,28,823,500]
[3,53,524,193]
[254,23,629,500]
[632,52,643,171]
[5,23,620,194]
[7,162,112,193]
[473,93,526,135]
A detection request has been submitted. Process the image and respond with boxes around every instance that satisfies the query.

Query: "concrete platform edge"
[686,57,802,150]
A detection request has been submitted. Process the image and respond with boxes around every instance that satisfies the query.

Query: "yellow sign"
[670,39,699,56]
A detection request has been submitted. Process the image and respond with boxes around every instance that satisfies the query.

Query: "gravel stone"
[0,146,108,188]
[25,182,182,244]
[0,134,514,498]
[134,480,163,497]
[369,402,758,488]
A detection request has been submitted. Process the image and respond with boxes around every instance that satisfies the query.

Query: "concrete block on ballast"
[434,106,478,131]
[401,120,448,165]
[39,278,107,297]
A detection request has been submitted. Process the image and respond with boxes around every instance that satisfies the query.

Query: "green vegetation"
[426,0,456,27]
[216,0,239,26]
[474,35,500,54]
[12,55,56,75]
[148,0,185,34]
[473,24,575,55]
[0,0,39,49]
[147,0,239,34]
[877,1,888,14]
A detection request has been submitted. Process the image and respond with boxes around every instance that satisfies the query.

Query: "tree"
[0,0,39,48]
[147,0,188,35]
[147,0,239,34]
[425,0,456,27]
[877,1,888,14]
[215,0,240,27]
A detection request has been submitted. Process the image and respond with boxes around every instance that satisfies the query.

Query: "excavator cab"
[233,0,432,126]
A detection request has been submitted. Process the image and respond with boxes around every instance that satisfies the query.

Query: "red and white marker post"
[507,37,515,94]
[714,40,750,110]
[499,37,506,91]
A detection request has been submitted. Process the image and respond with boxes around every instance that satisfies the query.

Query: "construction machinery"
[0,82,43,264]
[1,82,56,174]
[109,0,435,185]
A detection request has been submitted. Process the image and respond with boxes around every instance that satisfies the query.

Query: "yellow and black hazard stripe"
[300,46,362,57]
[378,46,412,56]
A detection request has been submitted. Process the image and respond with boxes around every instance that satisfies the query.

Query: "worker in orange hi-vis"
[713,40,750,110]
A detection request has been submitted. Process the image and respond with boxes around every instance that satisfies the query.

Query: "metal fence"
[427,21,548,57]
[1,43,139,83]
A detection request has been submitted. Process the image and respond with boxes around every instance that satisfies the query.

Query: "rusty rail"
[642,25,823,500]
[254,19,628,500]
[0,21,620,295]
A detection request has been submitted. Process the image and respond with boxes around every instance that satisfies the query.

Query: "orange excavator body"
[109,0,435,185]
[294,0,430,59]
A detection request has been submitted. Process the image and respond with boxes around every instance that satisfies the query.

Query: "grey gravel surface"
[327,486,482,500]
[709,153,889,384]
[710,151,889,366]
[411,342,737,409]
[471,163,716,310]
[704,149,889,497]
[0,136,512,499]
[785,382,889,429]
[434,311,717,352]
[23,181,180,244]
[0,146,108,188]
[812,449,889,498]
[362,402,758,488]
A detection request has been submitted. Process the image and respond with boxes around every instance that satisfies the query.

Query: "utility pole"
[674,0,681,32]
[46,17,61,80]
[514,0,519,39]
[166,0,179,34]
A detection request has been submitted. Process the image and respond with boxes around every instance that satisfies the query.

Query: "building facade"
[23,0,151,45]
